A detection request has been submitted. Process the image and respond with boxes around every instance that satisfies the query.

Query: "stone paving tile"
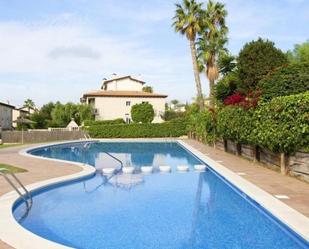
[0,240,13,249]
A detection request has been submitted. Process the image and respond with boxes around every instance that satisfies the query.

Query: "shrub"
[83,118,125,126]
[163,110,186,121]
[238,38,288,89]
[187,110,216,144]
[216,106,254,144]
[131,102,154,123]
[215,72,239,101]
[287,40,309,64]
[251,92,309,154]
[223,93,245,105]
[87,117,188,138]
[258,63,309,100]
[223,90,261,109]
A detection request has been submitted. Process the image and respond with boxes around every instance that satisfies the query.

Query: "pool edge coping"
[0,140,97,249]
[0,138,308,249]
[178,140,309,243]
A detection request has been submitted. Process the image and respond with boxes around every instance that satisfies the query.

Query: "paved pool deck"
[0,140,308,249]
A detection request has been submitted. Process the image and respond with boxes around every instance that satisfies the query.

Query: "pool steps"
[194,164,207,171]
[159,165,171,173]
[122,167,135,174]
[141,166,153,174]
[177,165,189,172]
[102,164,206,175]
[102,168,115,174]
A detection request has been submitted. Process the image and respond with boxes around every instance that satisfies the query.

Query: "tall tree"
[142,86,153,93]
[197,0,228,108]
[238,38,288,89]
[217,53,236,75]
[173,0,204,110]
[287,40,309,64]
[24,99,35,109]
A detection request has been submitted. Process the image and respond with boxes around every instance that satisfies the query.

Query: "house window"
[126,101,131,106]
[88,98,95,105]
[125,113,131,124]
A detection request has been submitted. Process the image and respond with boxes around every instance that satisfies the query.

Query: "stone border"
[0,141,97,249]
[178,140,309,243]
[0,139,308,249]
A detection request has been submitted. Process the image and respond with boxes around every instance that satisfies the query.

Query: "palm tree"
[142,86,153,93]
[24,99,35,112]
[197,0,228,108]
[173,0,204,110]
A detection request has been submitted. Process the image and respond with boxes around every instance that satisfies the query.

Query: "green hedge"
[87,117,187,138]
[216,106,254,144]
[251,91,309,154]
[84,118,125,126]
[188,91,309,154]
[258,63,309,100]
[187,110,216,144]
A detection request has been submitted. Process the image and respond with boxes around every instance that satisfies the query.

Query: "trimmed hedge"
[87,118,187,138]
[187,110,216,144]
[189,91,309,154]
[84,118,125,126]
[216,106,254,144]
[258,63,309,100]
[251,91,309,154]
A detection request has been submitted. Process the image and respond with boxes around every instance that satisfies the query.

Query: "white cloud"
[0,18,193,106]
[49,46,101,59]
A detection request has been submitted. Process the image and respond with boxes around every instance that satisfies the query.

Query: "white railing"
[28,127,80,132]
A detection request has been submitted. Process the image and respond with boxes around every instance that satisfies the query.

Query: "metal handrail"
[0,168,33,222]
[0,168,32,205]
[83,142,124,173]
[103,151,124,173]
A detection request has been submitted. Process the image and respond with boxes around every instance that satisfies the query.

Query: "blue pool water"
[14,142,309,249]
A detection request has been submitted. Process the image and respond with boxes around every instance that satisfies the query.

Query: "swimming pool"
[13,141,309,249]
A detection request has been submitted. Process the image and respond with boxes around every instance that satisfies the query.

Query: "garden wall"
[289,152,309,183]
[212,139,309,183]
[2,130,87,143]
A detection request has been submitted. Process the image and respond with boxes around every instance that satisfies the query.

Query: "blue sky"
[0,0,308,107]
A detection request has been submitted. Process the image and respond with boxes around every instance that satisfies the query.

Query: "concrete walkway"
[0,140,309,249]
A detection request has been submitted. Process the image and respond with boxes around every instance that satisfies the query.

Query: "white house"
[18,106,37,114]
[81,75,167,123]
[12,108,29,128]
[0,102,14,130]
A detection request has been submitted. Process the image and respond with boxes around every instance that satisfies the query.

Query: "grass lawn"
[0,163,27,173]
[0,143,22,149]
